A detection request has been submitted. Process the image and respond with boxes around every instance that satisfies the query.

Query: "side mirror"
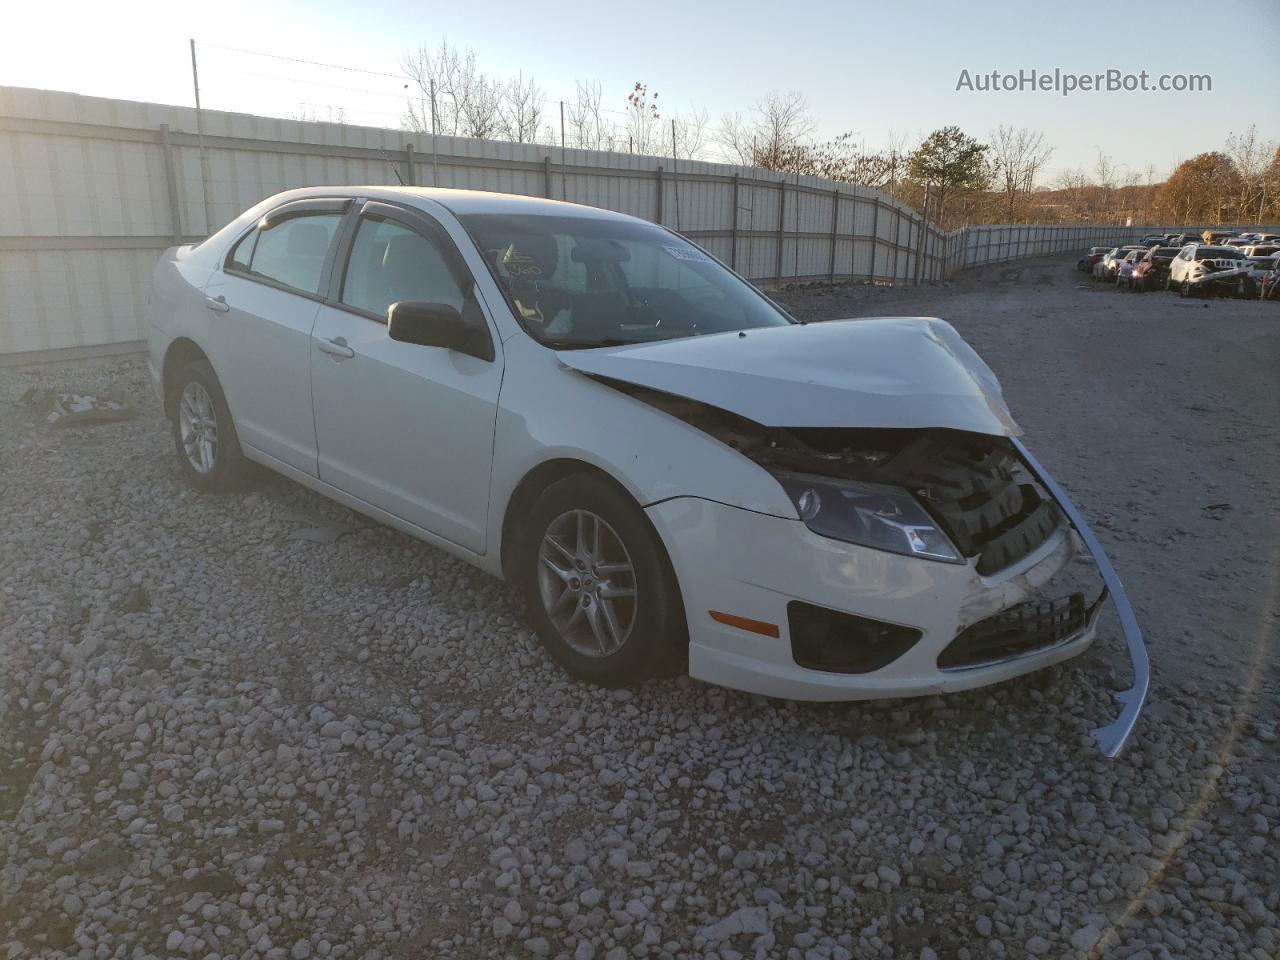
[387,301,468,351]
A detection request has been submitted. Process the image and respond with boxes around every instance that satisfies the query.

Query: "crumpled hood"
[558,317,1020,436]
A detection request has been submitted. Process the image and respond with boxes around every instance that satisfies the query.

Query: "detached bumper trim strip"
[1012,438,1150,758]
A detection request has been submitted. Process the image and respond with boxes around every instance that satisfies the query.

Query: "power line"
[198,40,406,80]
[197,38,699,122]
[228,69,411,100]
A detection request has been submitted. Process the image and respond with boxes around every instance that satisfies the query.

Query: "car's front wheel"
[169,358,253,492]
[520,473,686,686]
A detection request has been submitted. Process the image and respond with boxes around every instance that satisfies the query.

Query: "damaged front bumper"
[647,442,1148,758]
[1012,439,1148,757]
[1189,266,1247,292]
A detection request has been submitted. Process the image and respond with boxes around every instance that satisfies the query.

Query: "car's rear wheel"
[169,358,253,492]
[519,473,685,686]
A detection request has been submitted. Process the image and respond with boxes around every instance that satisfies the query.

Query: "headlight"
[770,470,962,563]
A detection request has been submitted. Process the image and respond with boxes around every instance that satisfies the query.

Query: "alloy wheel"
[179,381,218,474]
[536,509,638,657]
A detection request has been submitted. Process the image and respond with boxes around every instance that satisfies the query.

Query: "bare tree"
[715,91,814,169]
[1093,150,1118,215]
[752,90,814,168]
[672,106,710,160]
[715,112,755,165]
[402,40,538,142]
[988,125,1054,221]
[567,80,606,150]
[1225,125,1277,223]
[880,130,911,192]
[292,104,348,125]
[498,72,543,143]
[626,83,661,154]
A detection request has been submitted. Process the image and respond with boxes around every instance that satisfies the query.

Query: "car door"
[309,200,502,554]
[202,198,350,476]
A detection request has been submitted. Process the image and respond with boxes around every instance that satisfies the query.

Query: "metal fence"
[0,85,1254,360]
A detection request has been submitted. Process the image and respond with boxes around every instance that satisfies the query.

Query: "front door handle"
[316,336,355,359]
[204,295,230,313]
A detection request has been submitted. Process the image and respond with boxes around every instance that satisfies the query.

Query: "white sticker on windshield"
[664,244,711,262]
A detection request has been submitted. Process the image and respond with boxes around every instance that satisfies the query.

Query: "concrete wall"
[0,85,1251,359]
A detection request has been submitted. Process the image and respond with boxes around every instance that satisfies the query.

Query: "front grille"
[883,434,1063,575]
[937,591,1100,671]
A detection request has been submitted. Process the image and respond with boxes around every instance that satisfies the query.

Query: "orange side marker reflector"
[709,610,780,638]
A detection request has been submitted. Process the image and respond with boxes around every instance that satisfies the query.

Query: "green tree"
[907,126,989,226]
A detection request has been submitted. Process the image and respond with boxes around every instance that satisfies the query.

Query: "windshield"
[458,213,792,348]
[1195,247,1243,260]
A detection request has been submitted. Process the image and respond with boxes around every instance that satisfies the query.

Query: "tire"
[518,472,686,687]
[169,358,254,493]
[1180,279,1193,298]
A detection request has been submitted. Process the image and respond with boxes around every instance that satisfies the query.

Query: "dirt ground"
[1,254,1277,960]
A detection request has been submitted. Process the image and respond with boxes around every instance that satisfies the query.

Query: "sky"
[3,0,1277,182]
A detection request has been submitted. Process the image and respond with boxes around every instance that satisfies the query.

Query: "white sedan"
[146,187,1146,754]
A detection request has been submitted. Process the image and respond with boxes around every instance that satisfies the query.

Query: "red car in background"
[1131,247,1181,292]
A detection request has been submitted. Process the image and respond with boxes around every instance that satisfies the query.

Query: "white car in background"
[145,187,1146,754]
[1167,244,1248,297]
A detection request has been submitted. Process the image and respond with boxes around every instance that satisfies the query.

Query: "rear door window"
[227,213,344,294]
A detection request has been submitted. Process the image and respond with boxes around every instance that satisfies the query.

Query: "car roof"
[269,185,641,223]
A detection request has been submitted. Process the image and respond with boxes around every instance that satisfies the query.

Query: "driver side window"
[340,216,466,320]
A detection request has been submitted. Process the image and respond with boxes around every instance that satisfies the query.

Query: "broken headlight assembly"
[770,470,962,563]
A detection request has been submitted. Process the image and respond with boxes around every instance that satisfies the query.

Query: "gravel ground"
[2,255,1277,960]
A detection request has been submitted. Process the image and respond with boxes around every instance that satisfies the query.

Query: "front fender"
[487,335,797,559]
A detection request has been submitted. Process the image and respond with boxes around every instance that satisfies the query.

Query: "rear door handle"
[316,336,355,359]
[205,295,230,313]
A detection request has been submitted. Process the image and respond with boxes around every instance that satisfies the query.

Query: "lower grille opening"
[788,602,922,674]
[937,590,1102,671]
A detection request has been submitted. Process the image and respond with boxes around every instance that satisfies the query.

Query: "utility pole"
[671,118,680,231]
[429,79,439,187]
[560,100,567,201]
[189,39,215,236]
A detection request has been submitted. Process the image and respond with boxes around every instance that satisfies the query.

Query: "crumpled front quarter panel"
[487,335,798,558]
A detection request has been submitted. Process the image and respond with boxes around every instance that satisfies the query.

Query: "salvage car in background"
[1167,244,1247,297]
[1092,248,1120,281]
[144,186,1147,755]
[1260,258,1280,301]
[1077,246,1109,272]
[1131,247,1181,292]
[1243,253,1280,298]
[1114,249,1145,289]
[1095,246,1146,282]
[1238,244,1280,260]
